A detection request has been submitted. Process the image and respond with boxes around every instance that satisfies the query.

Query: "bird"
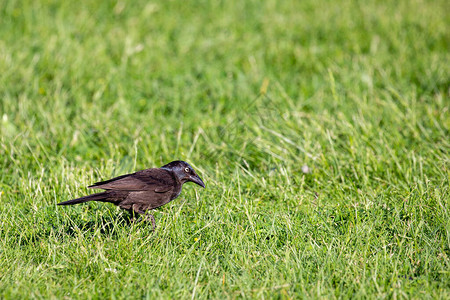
[57,160,205,229]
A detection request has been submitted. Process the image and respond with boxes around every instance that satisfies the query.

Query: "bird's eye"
[184,167,190,173]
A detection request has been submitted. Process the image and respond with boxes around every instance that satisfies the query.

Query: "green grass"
[1,0,449,298]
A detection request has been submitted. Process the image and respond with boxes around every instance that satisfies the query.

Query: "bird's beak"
[189,175,205,188]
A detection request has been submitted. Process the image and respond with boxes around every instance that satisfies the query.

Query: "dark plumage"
[58,161,205,229]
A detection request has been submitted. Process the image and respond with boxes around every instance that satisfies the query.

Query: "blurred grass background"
[0,0,449,298]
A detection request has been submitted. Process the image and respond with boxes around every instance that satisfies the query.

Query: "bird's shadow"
[56,212,150,239]
[15,213,135,248]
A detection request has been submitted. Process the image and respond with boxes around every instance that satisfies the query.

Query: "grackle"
[58,161,205,229]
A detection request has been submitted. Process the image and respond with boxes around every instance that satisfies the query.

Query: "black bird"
[58,161,205,229]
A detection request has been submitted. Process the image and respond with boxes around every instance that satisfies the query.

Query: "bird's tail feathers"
[57,192,108,206]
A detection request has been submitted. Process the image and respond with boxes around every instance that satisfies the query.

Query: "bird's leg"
[145,213,156,231]
[129,209,138,223]
[138,214,156,231]
[140,211,156,231]
[130,204,144,222]
[131,205,156,230]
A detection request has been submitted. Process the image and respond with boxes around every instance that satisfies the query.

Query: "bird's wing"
[88,168,174,193]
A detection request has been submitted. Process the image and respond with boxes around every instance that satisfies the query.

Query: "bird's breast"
[171,186,182,200]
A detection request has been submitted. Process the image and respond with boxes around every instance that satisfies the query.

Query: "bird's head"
[161,161,205,188]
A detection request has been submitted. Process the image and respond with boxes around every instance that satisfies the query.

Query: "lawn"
[0,0,449,298]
